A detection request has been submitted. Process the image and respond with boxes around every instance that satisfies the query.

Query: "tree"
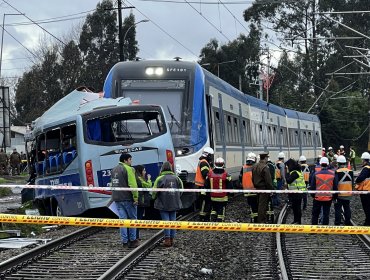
[122,12,139,61]
[79,0,118,91]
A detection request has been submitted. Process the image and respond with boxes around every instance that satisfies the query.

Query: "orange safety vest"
[275,160,282,180]
[355,165,370,191]
[336,167,353,197]
[242,164,255,190]
[195,159,209,187]
[315,171,334,201]
[208,170,228,200]
[301,163,310,183]
[315,166,321,173]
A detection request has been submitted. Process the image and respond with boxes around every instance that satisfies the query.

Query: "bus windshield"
[83,107,166,145]
[121,79,192,148]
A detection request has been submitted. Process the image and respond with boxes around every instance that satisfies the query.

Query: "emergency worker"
[252,152,274,223]
[9,148,21,175]
[274,152,286,207]
[330,154,338,170]
[327,147,335,163]
[266,157,276,222]
[285,159,306,224]
[334,155,353,225]
[349,146,356,171]
[0,148,8,173]
[299,155,310,210]
[206,157,232,222]
[239,153,258,222]
[322,148,326,157]
[310,157,338,225]
[339,145,345,156]
[355,152,370,226]
[195,147,214,221]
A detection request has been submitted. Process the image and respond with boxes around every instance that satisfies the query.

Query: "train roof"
[32,90,132,134]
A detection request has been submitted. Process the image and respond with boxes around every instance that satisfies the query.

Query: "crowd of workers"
[0,148,24,176]
[195,145,370,227]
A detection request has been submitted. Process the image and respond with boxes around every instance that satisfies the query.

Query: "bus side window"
[62,124,77,167]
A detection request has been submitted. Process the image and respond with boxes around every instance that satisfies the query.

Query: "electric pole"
[118,0,123,61]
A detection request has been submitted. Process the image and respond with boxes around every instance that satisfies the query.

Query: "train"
[103,59,322,199]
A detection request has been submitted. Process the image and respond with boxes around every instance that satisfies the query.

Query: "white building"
[10,126,27,154]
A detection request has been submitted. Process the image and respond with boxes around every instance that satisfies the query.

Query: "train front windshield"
[120,79,192,148]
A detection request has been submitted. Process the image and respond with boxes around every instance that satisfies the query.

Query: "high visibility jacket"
[314,171,335,201]
[301,163,310,183]
[208,170,228,202]
[275,160,283,179]
[336,167,353,198]
[242,164,256,197]
[288,170,306,191]
[356,165,370,191]
[315,165,321,173]
[195,159,210,187]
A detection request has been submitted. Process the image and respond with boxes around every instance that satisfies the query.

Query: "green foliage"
[0,187,12,197]
[122,13,139,61]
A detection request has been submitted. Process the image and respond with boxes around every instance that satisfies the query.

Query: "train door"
[206,94,215,150]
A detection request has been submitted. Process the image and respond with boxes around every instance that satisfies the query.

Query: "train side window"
[214,111,221,143]
[259,124,263,145]
[242,120,251,145]
[294,130,299,146]
[315,131,321,146]
[273,126,277,146]
[308,131,312,146]
[303,131,307,147]
[267,126,272,145]
[227,115,233,143]
[234,117,240,144]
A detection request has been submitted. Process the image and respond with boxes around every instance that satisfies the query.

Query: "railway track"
[0,212,196,280]
[277,200,370,280]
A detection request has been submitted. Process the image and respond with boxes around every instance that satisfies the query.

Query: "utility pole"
[266,48,271,104]
[118,0,123,61]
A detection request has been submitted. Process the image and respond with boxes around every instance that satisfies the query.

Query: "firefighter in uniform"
[299,155,310,210]
[239,153,258,222]
[206,157,232,222]
[334,155,354,225]
[195,147,214,221]
[310,157,338,225]
[355,152,370,226]
[252,152,274,223]
[285,159,306,224]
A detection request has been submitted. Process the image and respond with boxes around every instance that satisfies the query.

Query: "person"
[152,161,183,247]
[239,153,258,222]
[355,152,370,226]
[322,147,326,157]
[252,151,274,223]
[274,152,286,207]
[327,147,335,163]
[299,155,310,210]
[349,146,356,171]
[334,155,354,226]
[266,157,276,222]
[206,157,232,222]
[9,148,21,175]
[111,153,139,248]
[0,148,8,174]
[339,145,345,157]
[310,157,338,225]
[195,147,214,221]
[285,159,306,224]
[135,165,152,240]
[330,154,338,170]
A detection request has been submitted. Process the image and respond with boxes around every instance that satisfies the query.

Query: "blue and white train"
[103,59,321,190]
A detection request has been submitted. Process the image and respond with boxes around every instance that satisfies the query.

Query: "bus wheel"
[53,203,63,216]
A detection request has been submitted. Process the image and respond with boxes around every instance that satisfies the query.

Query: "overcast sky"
[0,0,267,81]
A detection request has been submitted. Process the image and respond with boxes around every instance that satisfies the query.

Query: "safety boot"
[162,237,172,247]
[170,237,174,246]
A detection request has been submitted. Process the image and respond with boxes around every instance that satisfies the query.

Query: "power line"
[136,0,256,4]
[5,15,87,27]
[3,0,66,46]
[125,0,198,58]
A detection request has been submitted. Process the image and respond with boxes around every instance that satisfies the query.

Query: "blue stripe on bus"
[35,173,81,198]
[192,65,207,151]
[103,69,113,98]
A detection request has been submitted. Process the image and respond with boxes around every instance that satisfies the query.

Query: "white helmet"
[361,152,370,160]
[202,147,214,157]
[337,155,346,164]
[278,152,285,159]
[319,157,329,165]
[214,157,225,169]
[328,147,333,150]
[299,155,306,162]
[340,145,344,149]
[247,152,256,162]
[322,147,325,151]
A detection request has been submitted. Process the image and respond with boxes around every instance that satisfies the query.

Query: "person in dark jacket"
[285,159,306,224]
[252,152,274,223]
[152,161,183,247]
[355,152,370,225]
[135,165,152,240]
[111,153,139,248]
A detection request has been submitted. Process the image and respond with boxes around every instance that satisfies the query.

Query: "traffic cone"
[347,161,351,170]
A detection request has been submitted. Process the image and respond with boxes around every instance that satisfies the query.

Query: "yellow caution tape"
[0,214,369,235]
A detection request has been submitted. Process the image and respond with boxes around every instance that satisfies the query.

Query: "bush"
[0,187,12,197]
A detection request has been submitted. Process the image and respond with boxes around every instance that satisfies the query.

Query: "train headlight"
[155,67,164,75]
[175,147,194,157]
[145,67,154,75]
[145,67,164,76]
